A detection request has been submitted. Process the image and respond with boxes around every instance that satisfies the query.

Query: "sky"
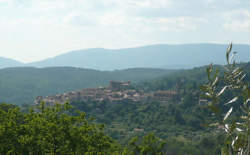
[0,0,250,63]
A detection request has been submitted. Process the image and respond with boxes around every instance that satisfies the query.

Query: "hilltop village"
[34,81,178,105]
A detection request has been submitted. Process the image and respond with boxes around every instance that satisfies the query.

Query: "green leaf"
[223,107,233,121]
[224,97,238,105]
[226,43,232,64]
[212,77,219,87]
[217,86,228,97]
[200,85,209,92]
[229,51,237,65]
[206,64,213,80]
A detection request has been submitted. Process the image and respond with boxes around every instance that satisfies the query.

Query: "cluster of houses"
[34,81,178,105]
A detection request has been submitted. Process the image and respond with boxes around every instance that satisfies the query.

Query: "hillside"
[2,62,249,154]
[28,44,250,70]
[0,67,174,105]
[0,57,23,68]
[37,62,249,140]
[1,44,250,70]
[58,62,249,153]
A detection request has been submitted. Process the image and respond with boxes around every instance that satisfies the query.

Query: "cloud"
[0,0,249,62]
[125,0,173,8]
[223,9,250,31]
[0,0,249,34]
[62,9,205,33]
[63,12,98,27]
[224,21,250,31]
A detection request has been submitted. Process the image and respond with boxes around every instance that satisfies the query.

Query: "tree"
[201,43,250,155]
[124,133,166,155]
[0,102,120,154]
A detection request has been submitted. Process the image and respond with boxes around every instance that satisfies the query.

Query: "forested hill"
[136,62,250,91]
[1,62,249,105]
[67,62,250,154]
[1,63,249,154]
[0,67,174,105]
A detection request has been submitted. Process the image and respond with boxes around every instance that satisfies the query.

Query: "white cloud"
[126,0,173,8]
[223,10,250,20]
[0,0,249,62]
[224,21,250,31]
[62,9,205,33]
[153,17,206,31]
[32,1,67,11]
[223,9,250,31]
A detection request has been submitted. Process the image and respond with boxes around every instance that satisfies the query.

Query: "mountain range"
[1,44,250,70]
[0,57,23,68]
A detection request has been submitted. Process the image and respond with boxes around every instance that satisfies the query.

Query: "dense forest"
[0,60,249,154]
[69,63,250,154]
[0,67,175,105]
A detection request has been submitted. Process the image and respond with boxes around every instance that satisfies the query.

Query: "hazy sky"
[0,0,250,63]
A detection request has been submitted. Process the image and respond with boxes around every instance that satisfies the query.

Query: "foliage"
[0,102,119,154]
[124,133,166,155]
[1,45,250,154]
[0,99,222,154]
[201,43,250,155]
[0,67,173,105]
[71,98,208,142]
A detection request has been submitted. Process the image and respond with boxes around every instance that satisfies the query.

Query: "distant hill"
[0,57,23,68]
[0,67,174,105]
[1,44,249,70]
[28,44,250,70]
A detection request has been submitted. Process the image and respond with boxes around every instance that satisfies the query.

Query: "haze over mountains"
[1,44,250,70]
[0,57,23,68]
